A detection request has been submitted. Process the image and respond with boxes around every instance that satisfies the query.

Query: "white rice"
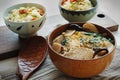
[62,0,93,11]
[6,6,44,22]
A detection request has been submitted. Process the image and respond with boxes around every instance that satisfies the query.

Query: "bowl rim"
[3,3,46,23]
[48,22,116,61]
[59,0,98,12]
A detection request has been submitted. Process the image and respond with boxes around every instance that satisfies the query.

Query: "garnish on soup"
[52,23,114,60]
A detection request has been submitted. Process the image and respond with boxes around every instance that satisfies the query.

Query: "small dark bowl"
[48,22,116,78]
[59,0,98,22]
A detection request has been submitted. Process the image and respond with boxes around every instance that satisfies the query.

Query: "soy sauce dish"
[3,3,46,38]
[48,22,116,78]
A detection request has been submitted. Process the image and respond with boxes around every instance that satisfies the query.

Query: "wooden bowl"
[48,22,116,78]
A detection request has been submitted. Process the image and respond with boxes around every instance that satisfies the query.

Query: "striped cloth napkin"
[0,47,120,80]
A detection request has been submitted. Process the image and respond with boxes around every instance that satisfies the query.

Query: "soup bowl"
[48,22,116,78]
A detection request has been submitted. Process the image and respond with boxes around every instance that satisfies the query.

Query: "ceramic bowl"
[59,0,98,22]
[48,22,116,78]
[3,3,46,38]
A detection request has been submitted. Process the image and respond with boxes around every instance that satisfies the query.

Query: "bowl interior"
[48,22,115,60]
[3,3,46,23]
[59,0,98,11]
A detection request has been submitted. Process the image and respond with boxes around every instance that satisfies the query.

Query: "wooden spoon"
[18,36,47,80]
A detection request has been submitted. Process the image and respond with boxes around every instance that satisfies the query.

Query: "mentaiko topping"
[61,0,93,11]
[6,7,44,22]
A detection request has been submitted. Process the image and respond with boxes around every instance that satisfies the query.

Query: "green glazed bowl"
[59,0,98,22]
[3,3,46,38]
